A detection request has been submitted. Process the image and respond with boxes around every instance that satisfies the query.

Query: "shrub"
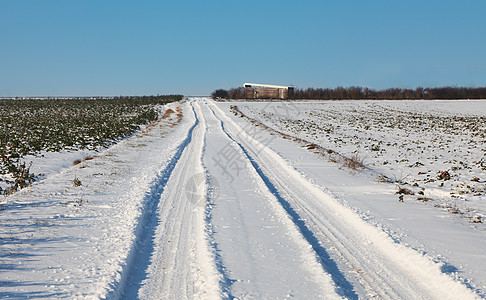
[342,153,366,170]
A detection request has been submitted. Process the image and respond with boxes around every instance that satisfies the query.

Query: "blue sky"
[1,0,486,96]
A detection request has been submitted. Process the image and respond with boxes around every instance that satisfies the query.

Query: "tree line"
[211,86,486,100]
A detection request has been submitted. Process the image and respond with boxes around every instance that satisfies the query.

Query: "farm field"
[0,96,181,195]
[237,100,486,223]
[0,98,485,299]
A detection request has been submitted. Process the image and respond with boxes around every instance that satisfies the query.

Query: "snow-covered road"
[1,98,483,299]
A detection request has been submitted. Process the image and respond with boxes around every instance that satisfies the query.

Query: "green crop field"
[0,95,182,195]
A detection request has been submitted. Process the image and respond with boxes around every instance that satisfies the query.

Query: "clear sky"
[1,0,486,96]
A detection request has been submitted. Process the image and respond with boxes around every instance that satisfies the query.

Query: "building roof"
[243,83,293,89]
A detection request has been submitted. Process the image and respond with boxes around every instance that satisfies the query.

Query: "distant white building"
[243,83,294,99]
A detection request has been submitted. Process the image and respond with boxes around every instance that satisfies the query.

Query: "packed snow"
[1,98,484,299]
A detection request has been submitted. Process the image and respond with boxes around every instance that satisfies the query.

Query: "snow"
[1,98,485,299]
[1,102,193,298]
[234,100,486,222]
[203,102,342,299]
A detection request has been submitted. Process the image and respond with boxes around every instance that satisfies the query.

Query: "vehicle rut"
[207,100,479,300]
[107,103,201,299]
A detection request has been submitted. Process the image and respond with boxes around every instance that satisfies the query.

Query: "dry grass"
[378,174,394,183]
[161,108,175,119]
[447,205,462,214]
[143,105,183,132]
[73,155,96,166]
[438,170,451,181]
[176,107,183,122]
[468,215,483,223]
[73,175,82,187]
[341,153,366,171]
[396,186,415,195]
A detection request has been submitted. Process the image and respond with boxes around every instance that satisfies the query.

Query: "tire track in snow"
[135,101,221,299]
[107,102,209,299]
[203,100,341,298]
[208,100,480,299]
[199,105,236,298]
[205,102,354,299]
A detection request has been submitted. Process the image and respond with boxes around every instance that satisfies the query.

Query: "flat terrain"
[1,98,485,299]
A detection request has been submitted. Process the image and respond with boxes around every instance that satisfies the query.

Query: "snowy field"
[1,98,485,299]
[237,100,486,224]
